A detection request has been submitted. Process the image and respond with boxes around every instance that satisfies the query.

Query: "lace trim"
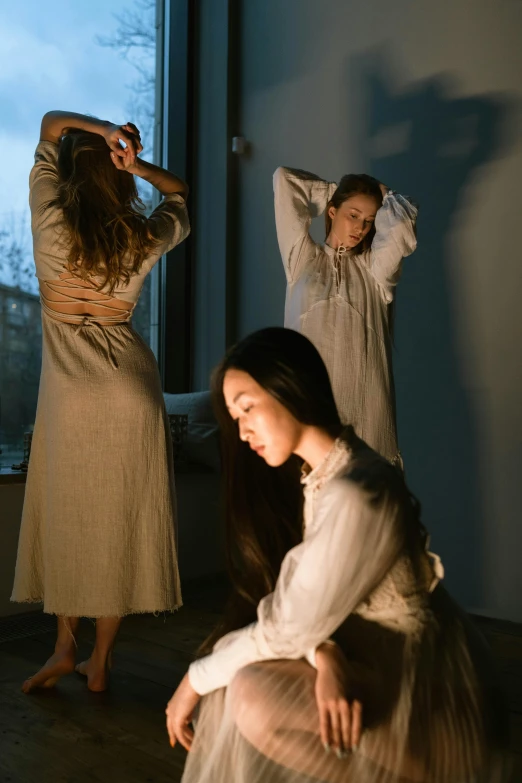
[300,435,350,489]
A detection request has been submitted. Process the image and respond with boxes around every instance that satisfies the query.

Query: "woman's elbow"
[273,166,289,190]
[403,228,418,256]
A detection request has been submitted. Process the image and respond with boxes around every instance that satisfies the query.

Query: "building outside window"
[0,0,159,468]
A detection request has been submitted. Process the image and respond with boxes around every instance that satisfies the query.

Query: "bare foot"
[22,648,76,693]
[75,653,112,692]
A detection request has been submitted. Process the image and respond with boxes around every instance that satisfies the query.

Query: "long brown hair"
[325,173,383,253]
[48,129,158,293]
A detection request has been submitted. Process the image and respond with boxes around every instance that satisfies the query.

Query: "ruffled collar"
[300,432,352,490]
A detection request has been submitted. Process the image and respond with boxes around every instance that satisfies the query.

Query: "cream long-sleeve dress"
[274,167,418,464]
[181,430,508,783]
[10,141,189,617]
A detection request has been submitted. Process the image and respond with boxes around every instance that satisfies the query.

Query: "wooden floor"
[0,581,521,783]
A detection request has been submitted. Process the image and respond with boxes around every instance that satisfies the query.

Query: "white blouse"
[188,437,442,696]
[273,167,418,463]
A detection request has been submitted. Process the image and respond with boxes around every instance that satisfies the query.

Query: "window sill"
[0,469,27,486]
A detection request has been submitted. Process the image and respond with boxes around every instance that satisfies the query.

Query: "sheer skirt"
[182,590,509,783]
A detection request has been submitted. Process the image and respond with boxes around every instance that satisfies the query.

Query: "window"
[0,0,158,467]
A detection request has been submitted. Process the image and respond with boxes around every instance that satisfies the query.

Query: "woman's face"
[223,369,303,467]
[328,193,379,249]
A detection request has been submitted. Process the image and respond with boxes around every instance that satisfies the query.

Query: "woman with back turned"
[11,110,189,692]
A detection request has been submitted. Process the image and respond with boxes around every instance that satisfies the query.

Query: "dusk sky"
[0,0,155,288]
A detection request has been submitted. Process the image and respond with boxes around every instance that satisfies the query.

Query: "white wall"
[221,0,522,621]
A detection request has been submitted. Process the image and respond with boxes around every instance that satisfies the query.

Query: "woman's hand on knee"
[314,642,362,758]
[165,673,201,752]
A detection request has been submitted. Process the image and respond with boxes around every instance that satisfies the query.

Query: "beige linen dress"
[274,167,418,464]
[181,429,508,783]
[10,141,189,617]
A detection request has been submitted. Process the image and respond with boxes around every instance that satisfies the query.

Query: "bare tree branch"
[0,212,34,292]
[96,0,155,59]
[95,0,156,164]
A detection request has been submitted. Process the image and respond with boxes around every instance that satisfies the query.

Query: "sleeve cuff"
[35,139,59,160]
[305,647,318,668]
[382,189,419,213]
[161,192,186,204]
[187,660,207,696]
[305,639,338,669]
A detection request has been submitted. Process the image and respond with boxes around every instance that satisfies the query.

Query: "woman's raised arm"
[112,153,189,200]
[40,111,142,160]
[368,189,418,303]
[273,167,337,283]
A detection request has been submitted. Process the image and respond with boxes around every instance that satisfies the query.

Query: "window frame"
[154,0,195,393]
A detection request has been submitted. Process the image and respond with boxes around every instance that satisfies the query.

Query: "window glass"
[0,0,157,468]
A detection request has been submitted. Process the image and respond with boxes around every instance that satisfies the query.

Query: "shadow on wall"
[350,51,511,609]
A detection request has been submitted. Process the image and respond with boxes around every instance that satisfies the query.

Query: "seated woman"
[166,327,508,783]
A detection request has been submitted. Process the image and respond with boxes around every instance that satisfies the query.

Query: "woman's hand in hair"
[314,642,362,758]
[165,673,201,752]
[110,147,139,173]
[102,122,143,162]
[122,122,142,152]
[357,173,388,198]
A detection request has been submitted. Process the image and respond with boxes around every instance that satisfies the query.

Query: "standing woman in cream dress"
[11,110,189,692]
[273,167,418,465]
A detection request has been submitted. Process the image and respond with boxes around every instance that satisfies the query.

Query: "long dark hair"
[200,327,342,653]
[201,327,429,655]
[47,129,158,293]
[325,173,383,253]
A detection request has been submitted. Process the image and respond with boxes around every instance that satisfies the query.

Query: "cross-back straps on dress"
[39,270,134,326]
[39,271,136,370]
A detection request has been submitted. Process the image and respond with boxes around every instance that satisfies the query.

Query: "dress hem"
[9,596,183,618]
